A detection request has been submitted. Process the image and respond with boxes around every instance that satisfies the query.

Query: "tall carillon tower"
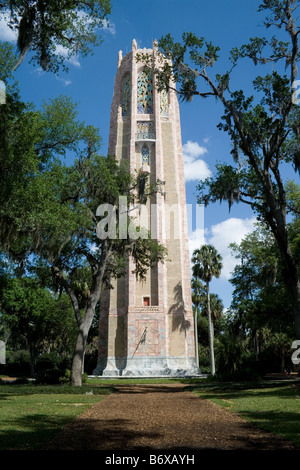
[94,40,199,377]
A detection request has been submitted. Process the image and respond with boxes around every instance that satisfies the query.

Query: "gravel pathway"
[44,384,295,451]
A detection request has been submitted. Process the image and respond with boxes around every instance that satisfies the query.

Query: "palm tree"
[192,245,223,376]
[191,277,206,367]
[201,293,224,343]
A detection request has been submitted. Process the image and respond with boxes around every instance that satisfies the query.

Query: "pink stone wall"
[95,39,198,376]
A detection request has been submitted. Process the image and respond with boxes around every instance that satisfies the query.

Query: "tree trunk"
[53,248,110,386]
[71,311,94,386]
[207,281,215,376]
[194,306,199,368]
[70,266,106,386]
[288,275,300,342]
[271,220,300,341]
[254,330,259,361]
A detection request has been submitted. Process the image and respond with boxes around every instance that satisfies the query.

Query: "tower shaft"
[94,40,199,377]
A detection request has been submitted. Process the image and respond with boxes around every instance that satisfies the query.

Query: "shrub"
[3,349,31,377]
[59,369,71,384]
[35,352,71,384]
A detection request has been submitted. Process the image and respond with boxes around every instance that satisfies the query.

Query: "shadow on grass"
[183,378,300,395]
[236,409,300,448]
[188,383,300,401]
[0,413,76,450]
[0,383,117,399]
[25,412,298,451]
[0,383,117,450]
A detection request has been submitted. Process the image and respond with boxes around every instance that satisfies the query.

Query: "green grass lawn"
[0,381,114,450]
[188,379,300,449]
[1,377,299,450]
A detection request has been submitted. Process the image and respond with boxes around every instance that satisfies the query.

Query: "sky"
[0,0,298,310]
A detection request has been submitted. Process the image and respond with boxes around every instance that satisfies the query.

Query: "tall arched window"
[122,74,131,116]
[137,71,153,114]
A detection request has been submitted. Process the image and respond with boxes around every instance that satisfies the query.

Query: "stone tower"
[93,40,199,377]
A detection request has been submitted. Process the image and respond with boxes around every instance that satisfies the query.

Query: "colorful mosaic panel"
[122,74,131,116]
[141,144,150,166]
[137,121,155,139]
[137,71,153,114]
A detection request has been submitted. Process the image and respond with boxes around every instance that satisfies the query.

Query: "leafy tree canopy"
[137,0,300,339]
[1,0,112,72]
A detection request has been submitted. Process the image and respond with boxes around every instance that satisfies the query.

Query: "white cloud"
[188,216,257,280]
[55,45,81,68]
[32,66,72,86]
[75,10,116,34]
[182,140,212,182]
[101,18,116,35]
[183,140,208,159]
[0,12,17,42]
[208,217,257,280]
[56,77,72,86]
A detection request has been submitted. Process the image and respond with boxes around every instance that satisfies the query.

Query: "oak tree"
[1,0,112,72]
[140,0,300,340]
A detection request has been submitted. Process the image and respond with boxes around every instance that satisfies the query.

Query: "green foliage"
[0,271,77,377]
[213,220,298,379]
[3,349,31,377]
[192,245,223,375]
[0,42,19,93]
[1,0,112,72]
[0,49,102,255]
[191,277,205,311]
[215,334,250,380]
[192,245,223,283]
[157,33,220,102]
[157,6,300,245]
[35,352,71,385]
[0,12,167,386]
[144,0,300,340]
[229,222,295,333]
[151,2,300,222]
[0,49,166,385]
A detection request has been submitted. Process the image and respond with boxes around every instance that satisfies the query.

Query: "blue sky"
[0,0,298,309]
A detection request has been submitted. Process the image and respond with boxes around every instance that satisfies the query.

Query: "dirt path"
[44,384,295,451]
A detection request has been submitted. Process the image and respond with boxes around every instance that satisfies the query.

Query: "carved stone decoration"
[160,87,169,117]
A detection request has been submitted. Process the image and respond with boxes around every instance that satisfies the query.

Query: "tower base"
[93,356,201,377]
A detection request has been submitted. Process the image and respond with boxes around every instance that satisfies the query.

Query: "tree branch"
[51,265,82,326]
